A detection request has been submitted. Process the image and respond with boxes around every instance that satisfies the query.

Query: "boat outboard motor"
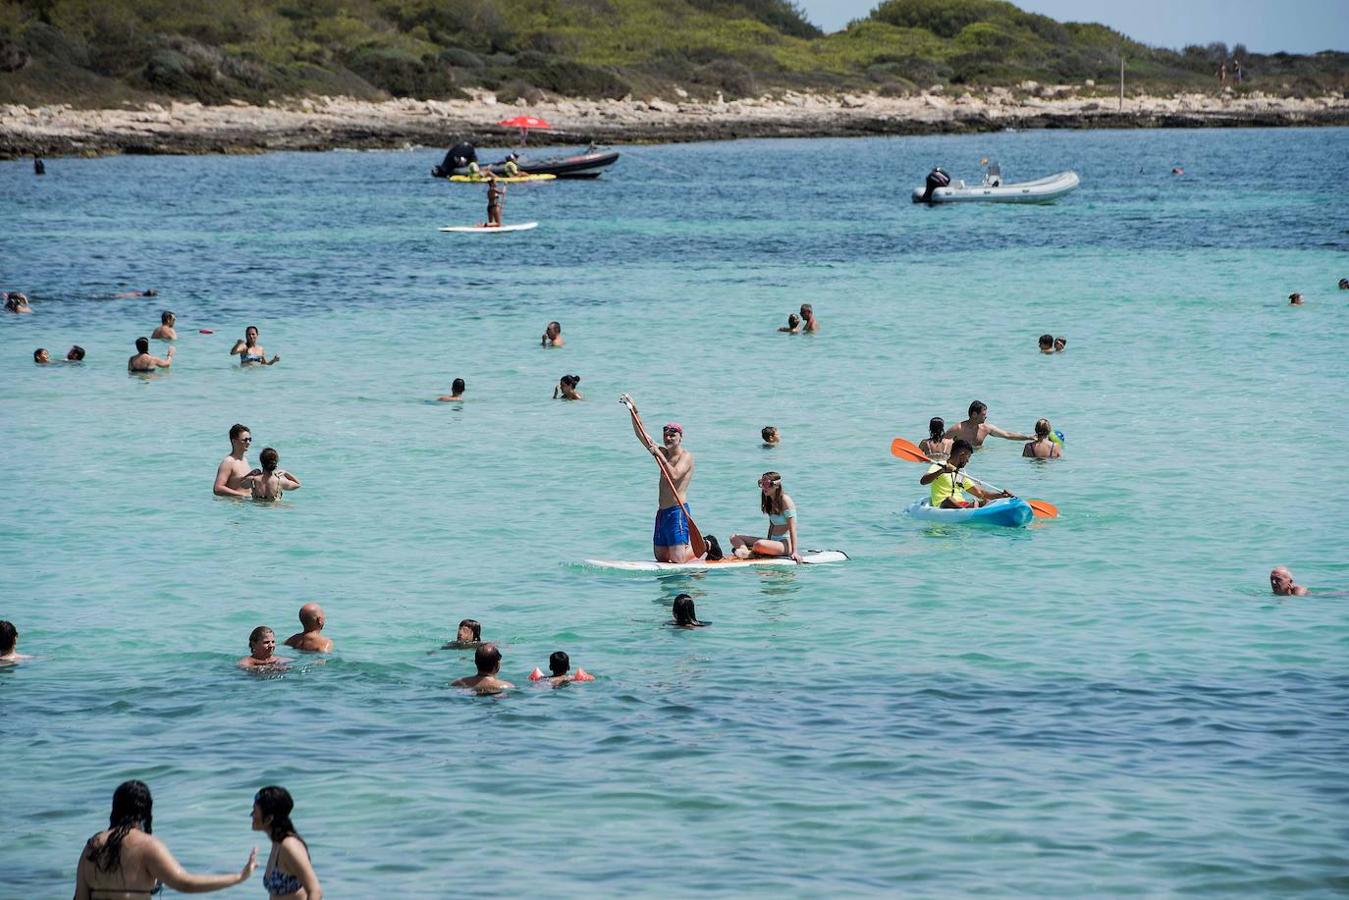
[921,167,951,203]
[432,141,478,177]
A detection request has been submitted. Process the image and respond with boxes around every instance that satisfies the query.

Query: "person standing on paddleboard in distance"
[622,394,696,563]
[484,172,504,228]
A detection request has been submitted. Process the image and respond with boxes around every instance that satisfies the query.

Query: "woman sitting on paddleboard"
[730,471,802,562]
[918,417,951,461]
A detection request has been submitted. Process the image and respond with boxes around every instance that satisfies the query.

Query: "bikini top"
[263,866,302,895]
[768,507,796,528]
[241,354,264,363]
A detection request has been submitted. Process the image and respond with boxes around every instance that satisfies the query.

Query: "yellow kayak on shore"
[448,173,556,184]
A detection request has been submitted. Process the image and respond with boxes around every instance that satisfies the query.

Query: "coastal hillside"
[1,0,1345,107]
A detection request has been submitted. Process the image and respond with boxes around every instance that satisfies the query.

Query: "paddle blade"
[688,517,708,558]
[1027,499,1059,518]
[890,436,930,464]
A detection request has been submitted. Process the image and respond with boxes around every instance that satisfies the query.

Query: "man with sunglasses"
[624,396,696,563]
[213,423,255,498]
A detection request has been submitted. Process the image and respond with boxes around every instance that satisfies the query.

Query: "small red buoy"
[199,329,214,334]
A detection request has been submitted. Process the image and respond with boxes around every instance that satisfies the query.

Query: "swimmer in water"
[1038,334,1054,354]
[230,325,279,365]
[451,643,514,693]
[730,471,802,562]
[128,337,173,372]
[541,321,563,347]
[918,417,952,461]
[761,425,780,447]
[554,374,583,400]
[283,603,333,653]
[443,618,481,649]
[66,346,86,362]
[1288,292,1304,306]
[1054,336,1066,352]
[34,348,51,365]
[214,424,253,498]
[1270,566,1308,596]
[799,303,818,333]
[238,626,287,669]
[242,447,301,501]
[944,401,1033,449]
[114,289,158,298]
[437,377,466,402]
[5,291,32,313]
[1,619,32,664]
[1339,278,1348,290]
[778,313,801,334]
[152,311,177,340]
[671,593,707,628]
[1022,418,1062,459]
[250,786,322,900]
[531,650,594,685]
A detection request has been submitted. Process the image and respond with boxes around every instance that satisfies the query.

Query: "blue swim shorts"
[653,504,690,547]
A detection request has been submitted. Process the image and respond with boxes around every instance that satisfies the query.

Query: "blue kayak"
[905,498,1034,527]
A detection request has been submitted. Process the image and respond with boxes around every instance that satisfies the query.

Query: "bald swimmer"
[284,603,333,653]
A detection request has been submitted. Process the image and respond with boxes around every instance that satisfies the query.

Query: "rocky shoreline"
[3,87,1347,159]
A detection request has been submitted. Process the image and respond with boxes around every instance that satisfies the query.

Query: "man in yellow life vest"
[919,439,1012,508]
[502,152,528,178]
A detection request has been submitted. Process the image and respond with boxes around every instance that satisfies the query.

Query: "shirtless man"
[128,337,173,372]
[284,603,333,652]
[799,303,818,333]
[152,311,177,340]
[238,626,287,669]
[451,643,514,693]
[622,394,695,563]
[213,424,254,498]
[1270,566,1308,596]
[944,401,1033,449]
[1,620,32,664]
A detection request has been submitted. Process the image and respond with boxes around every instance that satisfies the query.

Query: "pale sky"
[796,0,1349,54]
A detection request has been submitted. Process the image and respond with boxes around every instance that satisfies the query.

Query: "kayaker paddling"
[920,439,1013,509]
[944,401,1034,449]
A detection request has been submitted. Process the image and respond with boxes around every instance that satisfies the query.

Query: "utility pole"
[1119,53,1125,111]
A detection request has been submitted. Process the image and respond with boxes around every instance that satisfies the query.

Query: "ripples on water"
[2,127,1348,895]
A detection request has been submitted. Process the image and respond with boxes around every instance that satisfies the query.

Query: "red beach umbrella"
[498,115,552,145]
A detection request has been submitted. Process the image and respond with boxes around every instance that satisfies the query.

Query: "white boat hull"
[913,171,1079,204]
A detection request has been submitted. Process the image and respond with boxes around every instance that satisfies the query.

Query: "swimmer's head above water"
[249,626,276,659]
[761,425,779,445]
[1039,334,1054,353]
[967,400,987,422]
[474,642,502,675]
[259,447,279,473]
[135,337,149,354]
[549,651,569,677]
[928,417,944,440]
[1288,292,1303,305]
[457,619,481,643]
[672,593,703,627]
[33,347,49,364]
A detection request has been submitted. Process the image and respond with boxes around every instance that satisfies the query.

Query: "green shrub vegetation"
[0,0,1343,106]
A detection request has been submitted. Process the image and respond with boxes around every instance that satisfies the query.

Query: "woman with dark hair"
[553,374,582,400]
[252,786,321,900]
[443,618,481,649]
[729,471,802,562]
[242,448,301,501]
[74,780,256,898]
[437,378,466,402]
[671,594,707,628]
[918,417,951,462]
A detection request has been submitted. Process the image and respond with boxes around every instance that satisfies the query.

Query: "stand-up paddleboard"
[581,549,849,572]
[448,173,556,184]
[438,222,539,234]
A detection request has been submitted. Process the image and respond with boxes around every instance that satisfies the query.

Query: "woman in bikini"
[918,417,952,461]
[74,780,256,899]
[230,325,279,366]
[1022,418,1062,459]
[242,448,301,501]
[252,786,322,899]
[730,471,802,562]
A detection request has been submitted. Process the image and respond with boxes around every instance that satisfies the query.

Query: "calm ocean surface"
[2,127,1347,896]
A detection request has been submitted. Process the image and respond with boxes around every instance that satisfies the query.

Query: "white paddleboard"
[581,549,849,572]
[438,222,539,233]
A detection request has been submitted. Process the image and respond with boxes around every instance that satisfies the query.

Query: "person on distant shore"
[503,152,528,178]
[0,620,31,664]
[242,447,300,501]
[214,423,254,498]
[1038,334,1054,354]
[671,594,707,628]
[541,321,564,347]
[231,325,278,365]
[921,439,1012,509]
[624,395,696,564]
[944,401,1033,449]
[484,172,504,227]
[761,426,780,447]
[252,786,322,900]
[1288,292,1304,306]
[778,313,801,334]
[1270,566,1308,596]
[152,311,177,340]
[1023,418,1062,459]
[66,345,86,362]
[128,337,173,372]
[444,618,481,649]
[554,374,583,400]
[919,417,952,461]
[437,377,466,402]
[114,289,158,299]
[730,471,802,562]
[530,650,595,685]
[34,348,50,365]
[452,643,514,693]
[74,780,257,899]
[799,303,818,333]
[284,603,333,653]
[5,291,31,313]
[1054,336,1067,352]
[239,626,286,669]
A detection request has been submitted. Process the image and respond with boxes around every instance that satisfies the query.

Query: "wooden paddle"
[890,437,1059,518]
[621,395,708,557]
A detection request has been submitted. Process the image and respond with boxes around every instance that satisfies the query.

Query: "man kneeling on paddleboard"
[920,439,1013,509]
[622,394,697,563]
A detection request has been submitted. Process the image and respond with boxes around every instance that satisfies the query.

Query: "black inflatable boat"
[431,144,619,179]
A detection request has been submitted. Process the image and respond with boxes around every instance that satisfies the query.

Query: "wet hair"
[968,400,987,416]
[249,626,274,648]
[928,417,944,440]
[33,348,46,362]
[229,423,250,441]
[68,345,85,360]
[1038,334,1053,348]
[800,303,813,315]
[1054,336,1066,349]
[951,438,974,457]
[135,337,149,354]
[1339,278,1348,289]
[144,289,158,297]
[259,447,279,473]
[160,310,174,324]
[475,642,502,675]
[787,313,800,328]
[761,426,778,441]
[87,780,153,873]
[254,786,309,856]
[458,619,481,641]
[672,594,700,626]
[548,321,561,333]
[246,324,259,336]
[1035,418,1051,438]
[759,471,785,516]
[1288,292,1302,304]
[549,651,570,677]
[0,620,16,654]
[451,377,465,394]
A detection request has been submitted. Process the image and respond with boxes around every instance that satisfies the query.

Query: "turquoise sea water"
[2,128,1348,896]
